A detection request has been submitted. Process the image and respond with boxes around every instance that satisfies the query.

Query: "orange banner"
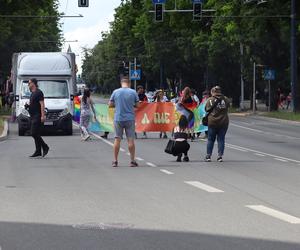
[135,102,177,132]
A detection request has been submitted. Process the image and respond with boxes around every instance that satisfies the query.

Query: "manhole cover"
[5,185,16,188]
[72,223,134,230]
[267,141,285,143]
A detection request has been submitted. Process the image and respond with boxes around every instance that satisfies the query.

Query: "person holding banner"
[177,87,197,140]
[154,90,168,139]
[205,86,230,162]
[80,88,97,141]
[109,77,140,168]
[136,85,148,139]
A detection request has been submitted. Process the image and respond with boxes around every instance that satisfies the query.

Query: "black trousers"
[31,117,47,154]
[172,141,190,156]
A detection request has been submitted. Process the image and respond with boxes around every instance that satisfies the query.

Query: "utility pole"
[291,0,298,112]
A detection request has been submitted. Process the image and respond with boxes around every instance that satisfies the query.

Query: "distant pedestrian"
[172,115,190,162]
[286,92,292,110]
[26,78,49,158]
[205,86,230,162]
[109,77,139,167]
[80,88,97,141]
[137,85,148,139]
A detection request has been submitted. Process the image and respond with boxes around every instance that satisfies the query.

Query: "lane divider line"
[274,158,288,162]
[246,205,300,224]
[255,153,265,157]
[226,143,300,164]
[160,169,174,175]
[184,181,224,193]
[146,162,157,168]
[227,146,248,152]
[136,157,144,161]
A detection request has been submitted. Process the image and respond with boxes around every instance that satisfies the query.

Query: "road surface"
[0,115,299,250]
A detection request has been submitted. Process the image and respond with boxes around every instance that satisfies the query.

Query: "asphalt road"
[0,114,299,250]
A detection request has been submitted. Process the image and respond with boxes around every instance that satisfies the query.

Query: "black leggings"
[173,141,190,156]
[31,117,47,154]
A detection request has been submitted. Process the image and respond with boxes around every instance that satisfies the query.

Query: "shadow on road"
[0,221,299,250]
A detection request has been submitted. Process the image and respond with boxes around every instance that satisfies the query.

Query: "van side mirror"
[14,95,19,101]
[70,95,74,101]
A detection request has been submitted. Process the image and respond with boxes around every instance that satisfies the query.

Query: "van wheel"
[18,127,26,136]
[65,128,73,135]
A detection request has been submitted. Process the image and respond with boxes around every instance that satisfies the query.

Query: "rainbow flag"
[73,96,81,123]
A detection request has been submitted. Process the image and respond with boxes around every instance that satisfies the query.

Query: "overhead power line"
[0,14,83,19]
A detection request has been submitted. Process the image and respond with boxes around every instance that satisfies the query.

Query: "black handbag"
[202,97,221,126]
[164,139,176,154]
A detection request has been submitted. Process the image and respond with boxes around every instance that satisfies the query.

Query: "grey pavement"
[0,114,299,250]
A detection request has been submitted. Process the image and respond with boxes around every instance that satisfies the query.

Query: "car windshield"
[22,80,69,99]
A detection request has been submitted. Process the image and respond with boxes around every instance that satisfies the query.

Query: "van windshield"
[22,80,69,99]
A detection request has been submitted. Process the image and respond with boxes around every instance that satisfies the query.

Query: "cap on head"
[211,86,222,95]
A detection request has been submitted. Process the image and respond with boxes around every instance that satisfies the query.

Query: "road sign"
[78,0,89,7]
[263,69,275,80]
[130,69,141,81]
[152,0,166,3]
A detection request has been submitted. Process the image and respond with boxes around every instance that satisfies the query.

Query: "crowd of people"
[24,76,230,165]
[99,77,230,167]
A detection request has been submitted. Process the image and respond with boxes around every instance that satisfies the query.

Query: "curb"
[0,119,9,142]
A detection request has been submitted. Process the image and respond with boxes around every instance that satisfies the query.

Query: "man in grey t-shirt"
[109,77,139,167]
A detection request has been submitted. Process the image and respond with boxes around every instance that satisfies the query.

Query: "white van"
[11,52,77,135]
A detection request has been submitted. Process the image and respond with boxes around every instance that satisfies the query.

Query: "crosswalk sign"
[130,69,141,80]
[263,69,275,81]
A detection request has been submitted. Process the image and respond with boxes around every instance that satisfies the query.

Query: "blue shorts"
[114,120,135,139]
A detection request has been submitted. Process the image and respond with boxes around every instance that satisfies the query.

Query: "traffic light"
[78,0,89,7]
[155,3,163,22]
[193,3,202,21]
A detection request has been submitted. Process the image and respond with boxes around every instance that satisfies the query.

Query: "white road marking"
[227,145,248,152]
[231,122,300,140]
[226,143,300,164]
[185,181,224,193]
[255,153,265,157]
[160,169,174,175]
[146,162,157,168]
[136,157,144,161]
[231,123,264,133]
[246,205,300,224]
[274,158,288,162]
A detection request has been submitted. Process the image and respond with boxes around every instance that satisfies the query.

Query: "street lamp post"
[291,0,298,112]
[253,61,256,113]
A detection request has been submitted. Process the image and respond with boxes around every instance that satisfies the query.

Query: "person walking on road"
[205,86,230,162]
[26,78,49,158]
[80,88,97,141]
[109,77,140,167]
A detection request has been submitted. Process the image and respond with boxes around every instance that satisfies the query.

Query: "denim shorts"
[114,120,135,139]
